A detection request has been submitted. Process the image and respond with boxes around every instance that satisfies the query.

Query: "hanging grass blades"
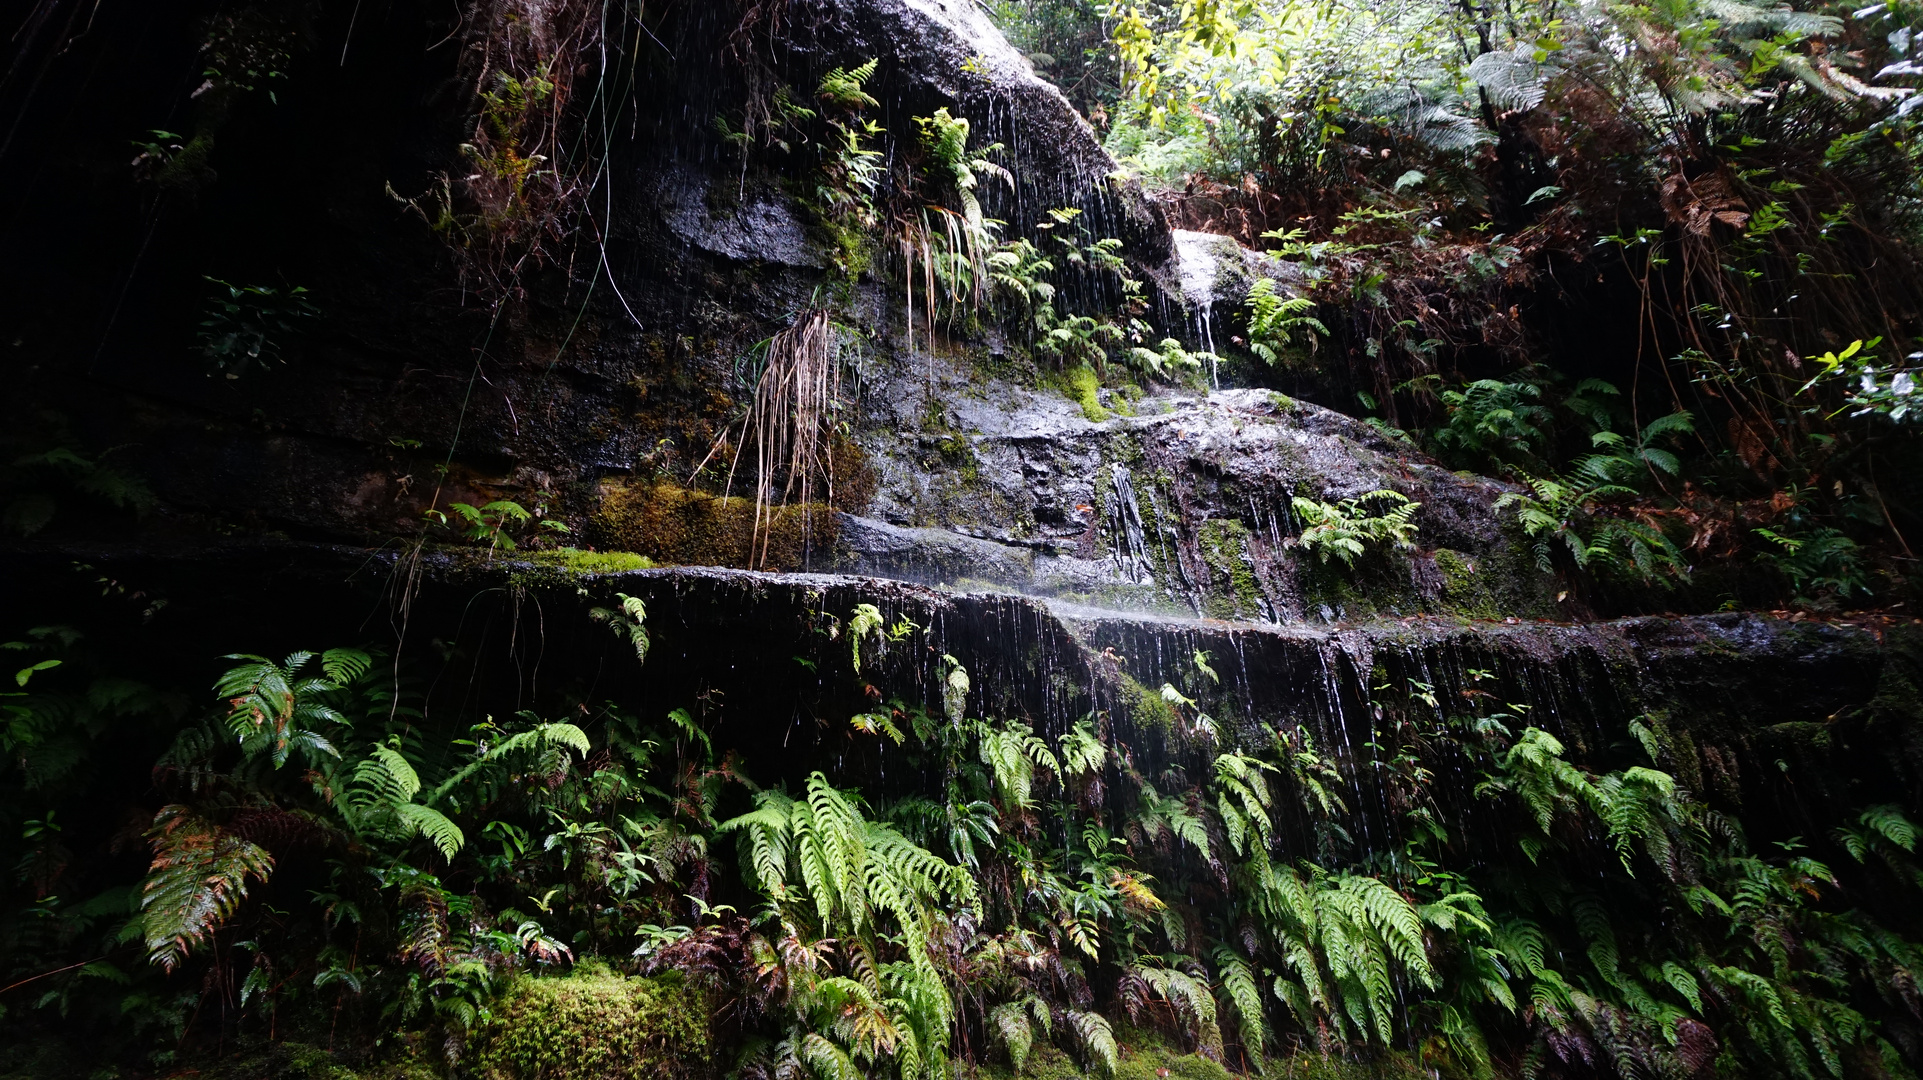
[711,308,844,568]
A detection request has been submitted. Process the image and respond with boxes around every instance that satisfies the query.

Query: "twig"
[0,956,109,995]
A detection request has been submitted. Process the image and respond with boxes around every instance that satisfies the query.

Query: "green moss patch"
[1198,519,1261,620]
[527,548,656,574]
[1119,671,1180,733]
[590,481,837,570]
[471,967,707,1080]
[1433,548,1501,621]
[1066,363,1110,423]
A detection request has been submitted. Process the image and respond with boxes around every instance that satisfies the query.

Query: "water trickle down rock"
[840,354,1550,624]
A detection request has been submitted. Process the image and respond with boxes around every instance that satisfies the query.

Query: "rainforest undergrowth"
[5,589,1922,1080]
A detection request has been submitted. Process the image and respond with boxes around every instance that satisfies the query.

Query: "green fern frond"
[395,802,464,859]
[139,805,274,971]
[977,718,1059,809]
[1662,960,1704,1013]
[1343,875,1434,986]
[817,59,880,109]
[588,593,649,663]
[799,1032,864,1080]
[1067,1009,1118,1075]
[1060,716,1108,776]
[319,647,373,685]
[426,719,588,804]
[1860,804,1917,851]
[1213,942,1268,1053]
[990,1001,1035,1072]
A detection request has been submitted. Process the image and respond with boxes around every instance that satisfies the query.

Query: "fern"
[588,592,649,664]
[990,1000,1035,1071]
[215,650,353,767]
[1859,804,1917,851]
[1289,490,1420,567]
[799,1031,864,1080]
[396,803,465,860]
[341,743,467,859]
[1067,1009,1118,1075]
[976,718,1059,809]
[1135,781,1214,862]
[1467,48,1552,111]
[1059,716,1108,776]
[1244,278,1328,363]
[719,772,977,981]
[1212,942,1268,1053]
[426,715,590,805]
[139,805,274,971]
[1261,863,1436,1047]
[1214,751,1276,856]
[941,654,969,722]
[849,603,884,673]
[817,59,880,110]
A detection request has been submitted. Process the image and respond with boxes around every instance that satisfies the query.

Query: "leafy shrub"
[1755,526,1869,600]
[1428,378,1551,470]
[197,277,318,377]
[470,966,708,1080]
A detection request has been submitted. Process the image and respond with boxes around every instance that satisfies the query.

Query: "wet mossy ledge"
[589,480,839,571]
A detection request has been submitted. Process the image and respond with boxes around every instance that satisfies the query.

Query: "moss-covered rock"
[1433,548,1502,621]
[527,548,657,574]
[470,967,707,1080]
[590,481,837,570]
[1198,518,1262,620]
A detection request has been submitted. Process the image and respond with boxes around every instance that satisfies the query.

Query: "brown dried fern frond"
[139,805,275,972]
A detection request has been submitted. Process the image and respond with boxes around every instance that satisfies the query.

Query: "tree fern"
[139,805,274,971]
[1467,48,1552,111]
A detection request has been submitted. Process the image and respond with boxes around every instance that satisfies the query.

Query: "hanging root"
[718,309,843,568]
[389,0,608,305]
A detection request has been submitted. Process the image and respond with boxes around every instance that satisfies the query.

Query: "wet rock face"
[788,0,1173,271]
[1170,229,1303,316]
[8,0,1185,553]
[13,543,1905,842]
[841,350,1551,621]
[653,163,827,269]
